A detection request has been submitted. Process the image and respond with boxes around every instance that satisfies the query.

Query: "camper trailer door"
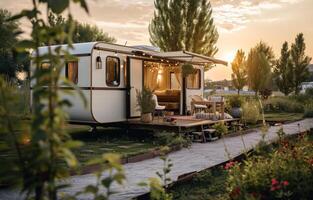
[127,58,143,118]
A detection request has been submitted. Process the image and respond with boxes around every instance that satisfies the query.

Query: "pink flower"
[224,161,236,170]
[282,181,289,186]
[271,178,279,186]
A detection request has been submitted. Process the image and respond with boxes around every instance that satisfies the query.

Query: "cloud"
[211,0,303,32]
[0,0,306,45]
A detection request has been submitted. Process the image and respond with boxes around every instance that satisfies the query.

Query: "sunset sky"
[1,0,312,81]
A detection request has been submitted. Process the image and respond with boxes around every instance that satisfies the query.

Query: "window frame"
[106,56,121,87]
[65,61,79,85]
[186,69,201,90]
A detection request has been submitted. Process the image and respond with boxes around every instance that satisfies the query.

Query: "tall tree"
[0,9,29,80]
[274,42,294,96]
[246,48,272,96]
[149,0,219,58]
[290,33,312,95]
[188,0,219,56]
[149,0,185,51]
[254,41,275,67]
[231,49,247,95]
[48,13,116,44]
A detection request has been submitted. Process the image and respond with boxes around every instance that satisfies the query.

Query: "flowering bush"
[226,134,313,199]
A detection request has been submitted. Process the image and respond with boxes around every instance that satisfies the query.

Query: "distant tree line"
[0,9,116,80]
[231,33,312,97]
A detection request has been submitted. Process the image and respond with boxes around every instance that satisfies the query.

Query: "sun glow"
[224,51,237,65]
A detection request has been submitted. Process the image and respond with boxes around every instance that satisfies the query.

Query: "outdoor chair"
[190,95,210,114]
[152,94,166,121]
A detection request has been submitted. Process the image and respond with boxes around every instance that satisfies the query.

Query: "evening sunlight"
[0,0,312,200]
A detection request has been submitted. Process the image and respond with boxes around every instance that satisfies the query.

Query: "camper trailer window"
[106,56,120,87]
[65,61,78,84]
[187,69,201,89]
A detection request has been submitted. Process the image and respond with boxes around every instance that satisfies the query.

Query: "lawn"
[169,167,228,200]
[263,113,304,123]
[0,123,162,168]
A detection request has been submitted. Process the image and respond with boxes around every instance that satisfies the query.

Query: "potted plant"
[136,87,155,123]
[229,96,243,118]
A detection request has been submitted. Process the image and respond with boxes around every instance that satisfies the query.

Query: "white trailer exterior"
[31,42,227,125]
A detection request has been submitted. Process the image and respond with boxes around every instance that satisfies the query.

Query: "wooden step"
[203,129,216,133]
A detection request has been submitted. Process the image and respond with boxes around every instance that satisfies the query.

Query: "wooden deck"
[127,116,239,133]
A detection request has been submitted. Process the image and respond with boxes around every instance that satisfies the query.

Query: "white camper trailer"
[31,42,227,125]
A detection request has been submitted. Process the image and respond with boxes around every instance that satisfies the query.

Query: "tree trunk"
[237,89,240,95]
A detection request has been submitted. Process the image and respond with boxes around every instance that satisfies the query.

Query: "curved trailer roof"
[34,42,227,66]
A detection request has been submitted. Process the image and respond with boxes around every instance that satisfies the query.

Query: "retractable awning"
[153,50,228,66]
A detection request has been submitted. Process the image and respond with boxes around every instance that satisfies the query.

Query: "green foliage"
[48,13,116,44]
[231,49,247,94]
[254,41,276,66]
[241,101,261,124]
[154,131,191,148]
[71,153,125,200]
[140,146,173,200]
[228,95,243,108]
[149,0,218,64]
[212,122,228,138]
[226,135,313,199]
[290,33,312,95]
[0,0,90,199]
[181,63,196,78]
[246,43,273,96]
[304,102,313,118]
[263,97,304,113]
[274,42,294,96]
[0,9,29,80]
[74,22,116,43]
[0,76,27,186]
[170,168,228,200]
[142,177,173,200]
[136,87,155,114]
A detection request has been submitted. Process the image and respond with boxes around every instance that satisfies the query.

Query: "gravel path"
[1,119,312,200]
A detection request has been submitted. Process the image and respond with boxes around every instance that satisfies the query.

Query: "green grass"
[263,113,304,123]
[169,167,228,200]
[0,123,160,167]
[68,125,191,165]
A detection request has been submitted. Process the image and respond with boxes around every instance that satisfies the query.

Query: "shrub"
[154,131,191,148]
[304,102,313,118]
[226,136,313,200]
[228,95,243,108]
[212,122,228,138]
[241,101,260,124]
[263,97,304,113]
